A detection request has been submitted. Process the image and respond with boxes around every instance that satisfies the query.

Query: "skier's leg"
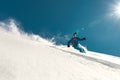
[74,46,85,53]
[78,44,86,53]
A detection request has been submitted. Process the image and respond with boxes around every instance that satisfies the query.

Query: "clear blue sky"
[0,0,120,57]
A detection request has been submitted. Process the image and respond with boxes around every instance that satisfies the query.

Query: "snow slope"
[0,20,120,80]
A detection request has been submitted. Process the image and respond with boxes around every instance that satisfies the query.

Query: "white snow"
[0,20,120,80]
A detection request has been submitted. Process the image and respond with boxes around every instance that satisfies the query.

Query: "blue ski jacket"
[67,37,85,47]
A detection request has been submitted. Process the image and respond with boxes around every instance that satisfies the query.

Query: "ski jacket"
[67,37,85,47]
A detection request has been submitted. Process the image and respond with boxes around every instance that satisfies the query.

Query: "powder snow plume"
[0,19,120,80]
[0,19,55,45]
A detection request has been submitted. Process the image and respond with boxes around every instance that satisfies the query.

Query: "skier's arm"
[67,40,71,47]
[78,37,86,41]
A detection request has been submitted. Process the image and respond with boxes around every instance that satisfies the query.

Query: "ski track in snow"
[50,46,120,69]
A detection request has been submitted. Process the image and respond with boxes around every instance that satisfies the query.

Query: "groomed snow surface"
[0,20,120,80]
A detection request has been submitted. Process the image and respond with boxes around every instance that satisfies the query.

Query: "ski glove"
[82,37,86,40]
[67,45,70,47]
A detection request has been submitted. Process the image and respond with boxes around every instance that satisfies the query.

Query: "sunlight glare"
[114,3,120,16]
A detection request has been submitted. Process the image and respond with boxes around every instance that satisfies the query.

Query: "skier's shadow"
[50,46,120,69]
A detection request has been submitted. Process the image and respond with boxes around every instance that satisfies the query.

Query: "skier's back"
[67,32,86,53]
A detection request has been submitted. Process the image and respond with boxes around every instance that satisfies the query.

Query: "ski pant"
[73,46,85,53]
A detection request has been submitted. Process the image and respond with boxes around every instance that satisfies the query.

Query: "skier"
[67,32,86,53]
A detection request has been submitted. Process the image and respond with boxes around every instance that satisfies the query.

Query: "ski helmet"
[73,32,77,37]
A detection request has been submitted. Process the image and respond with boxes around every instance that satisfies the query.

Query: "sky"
[0,0,120,57]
